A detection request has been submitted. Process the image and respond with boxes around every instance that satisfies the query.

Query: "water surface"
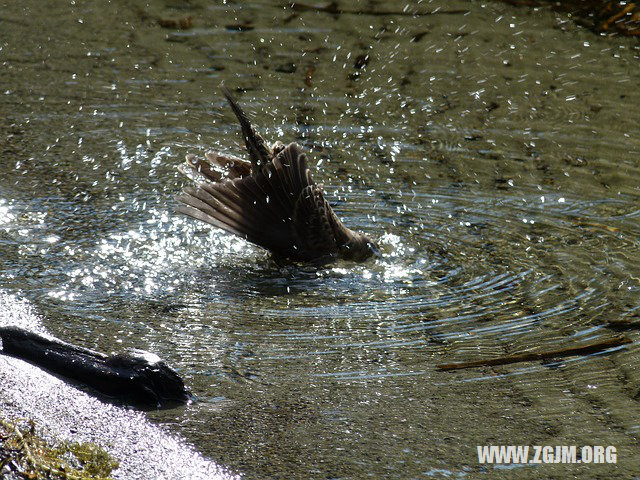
[1,1,639,478]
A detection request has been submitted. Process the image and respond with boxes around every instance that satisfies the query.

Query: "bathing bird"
[176,86,378,263]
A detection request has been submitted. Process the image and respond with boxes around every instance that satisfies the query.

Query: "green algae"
[0,414,118,480]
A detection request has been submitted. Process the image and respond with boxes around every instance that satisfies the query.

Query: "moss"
[0,415,118,480]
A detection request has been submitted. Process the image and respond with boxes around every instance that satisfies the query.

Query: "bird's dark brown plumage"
[176,87,378,263]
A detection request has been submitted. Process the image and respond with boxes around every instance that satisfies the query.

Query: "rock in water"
[0,326,190,409]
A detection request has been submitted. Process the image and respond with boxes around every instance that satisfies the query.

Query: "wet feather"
[176,87,378,263]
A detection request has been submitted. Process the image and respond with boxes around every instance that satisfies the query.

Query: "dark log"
[0,326,191,409]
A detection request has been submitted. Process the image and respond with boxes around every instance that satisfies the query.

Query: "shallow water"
[1,0,639,478]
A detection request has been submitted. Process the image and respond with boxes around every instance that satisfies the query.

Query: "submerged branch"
[436,336,632,371]
[290,2,469,16]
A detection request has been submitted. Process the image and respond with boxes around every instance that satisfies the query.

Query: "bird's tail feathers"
[220,85,271,170]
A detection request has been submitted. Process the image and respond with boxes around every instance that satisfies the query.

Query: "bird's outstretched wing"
[179,151,251,183]
[177,143,343,261]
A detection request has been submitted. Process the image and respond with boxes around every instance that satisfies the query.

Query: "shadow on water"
[1,0,640,478]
